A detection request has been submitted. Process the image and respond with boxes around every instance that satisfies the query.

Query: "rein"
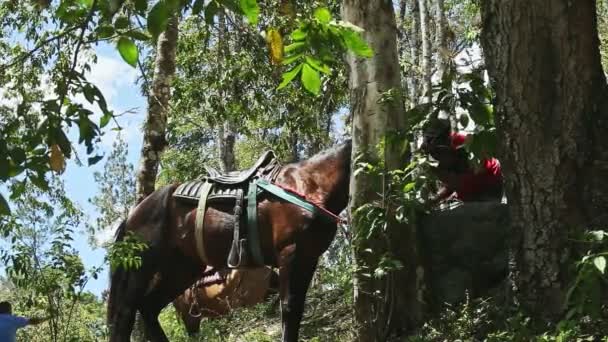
[256,179,346,224]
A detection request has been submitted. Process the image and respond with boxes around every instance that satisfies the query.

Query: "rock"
[419,202,510,306]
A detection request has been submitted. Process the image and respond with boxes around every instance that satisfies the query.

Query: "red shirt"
[448,132,502,201]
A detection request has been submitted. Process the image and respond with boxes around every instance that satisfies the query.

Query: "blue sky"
[62,43,147,296]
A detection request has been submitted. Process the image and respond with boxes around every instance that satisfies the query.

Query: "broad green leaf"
[301,63,321,95]
[79,0,94,9]
[277,64,303,90]
[403,182,416,192]
[117,36,138,67]
[284,41,305,53]
[148,0,169,40]
[305,56,330,75]
[100,113,112,128]
[594,256,606,274]
[342,29,373,57]
[192,0,205,14]
[314,7,331,24]
[88,155,104,166]
[239,0,259,25]
[267,28,283,64]
[282,52,302,65]
[0,193,9,216]
[290,28,307,41]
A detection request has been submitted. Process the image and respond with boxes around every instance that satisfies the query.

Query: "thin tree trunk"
[409,0,420,106]
[419,0,432,104]
[216,11,236,172]
[135,15,179,203]
[481,0,608,320]
[343,0,425,340]
[435,0,448,80]
[218,121,236,172]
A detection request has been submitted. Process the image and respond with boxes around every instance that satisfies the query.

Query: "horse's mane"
[296,139,352,166]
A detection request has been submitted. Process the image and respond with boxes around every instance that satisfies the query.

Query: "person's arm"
[27,316,50,325]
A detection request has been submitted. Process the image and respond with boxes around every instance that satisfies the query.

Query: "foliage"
[0,178,105,341]
[407,295,608,342]
[87,134,135,246]
[565,229,608,320]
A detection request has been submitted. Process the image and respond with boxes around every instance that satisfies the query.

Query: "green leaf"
[79,0,94,9]
[277,64,303,90]
[97,25,115,38]
[290,28,307,41]
[284,41,305,53]
[342,29,373,57]
[594,256,606,274]
[114,15,130,29]
[239,0,259,25]
[116,37,138,67]
[305,56,330,75]
[100,113,112,128]
[314,7,331,24]
[148,0,169,40]
[0,193,9,216]
[126,29,151,41]
[204,1,219,25]
[88,155,104,166]
[301,63,321,95]
[134,0,147,14]
[192,0,205,14]
[282,52,302,65]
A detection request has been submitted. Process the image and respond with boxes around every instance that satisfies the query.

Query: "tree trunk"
[435,0,448,80]
[409,0,420,106]
[135,15,179,203]
[419,0,432,104]
[218,121,236,172]
[343,0,425,340]
[480,0,608,320]
[216,11,236,172]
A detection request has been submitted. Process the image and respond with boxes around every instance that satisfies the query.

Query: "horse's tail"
[107,219,128,326]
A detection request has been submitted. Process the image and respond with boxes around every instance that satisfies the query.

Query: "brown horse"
[173,267,279,335]
[107,140,351,342]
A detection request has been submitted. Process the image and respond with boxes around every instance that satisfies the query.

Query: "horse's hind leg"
[278,245,319,342]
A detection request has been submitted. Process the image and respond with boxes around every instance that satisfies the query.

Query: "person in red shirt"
[421,119,503,205]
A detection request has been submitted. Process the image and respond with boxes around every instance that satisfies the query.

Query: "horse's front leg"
[278,244,318,342]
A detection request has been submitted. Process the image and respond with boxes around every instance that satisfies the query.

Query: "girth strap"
[256,179,320,217]
[247,181,264,266]
[195,182,214,265]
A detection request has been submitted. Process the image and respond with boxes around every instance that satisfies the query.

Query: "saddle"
[173,151,282,268]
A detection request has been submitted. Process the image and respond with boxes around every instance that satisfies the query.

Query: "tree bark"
[419,0,432,104]
[216,11,236,172]
[435,0,448,80]
[480,0,608,320]
[218,121,236,172]
[135,15,179,203]
[343,0,425,340]
[409,0,420,106]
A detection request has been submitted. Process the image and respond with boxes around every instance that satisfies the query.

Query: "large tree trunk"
[480,0,608,319]
[343,1,425,340]
[135,15,179,203]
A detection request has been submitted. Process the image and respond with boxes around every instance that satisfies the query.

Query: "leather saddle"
[173,150,281,269]
[203,151,277,185]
